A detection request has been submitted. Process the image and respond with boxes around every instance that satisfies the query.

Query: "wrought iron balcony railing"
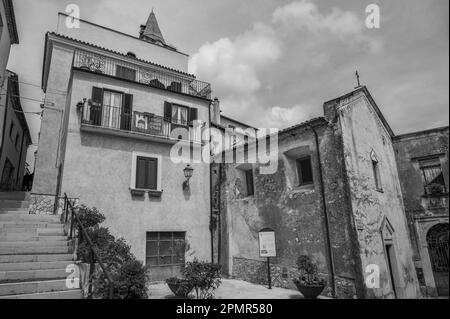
[73,49,212,100]
[81,104,202,143]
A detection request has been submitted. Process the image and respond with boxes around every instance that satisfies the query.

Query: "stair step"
[0,289,82,299]
[0,260,74,271]
[0,279,74,296]
[0,192,30,201]
[0,240,68,248]
[0,200,30,209]
[0,214,60,222]
[0,268,69,282]
[0,246,70,255]
[0,235,67,242]
[0,254,73,264]
[0,222,63,228]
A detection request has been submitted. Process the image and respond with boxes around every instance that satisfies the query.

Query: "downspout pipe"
[309,124,336,298]
[209,99,214,264]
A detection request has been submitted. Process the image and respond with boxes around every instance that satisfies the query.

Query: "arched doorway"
[427,223,449,296]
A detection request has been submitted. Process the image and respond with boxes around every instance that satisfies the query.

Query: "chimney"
[211,98,221,125]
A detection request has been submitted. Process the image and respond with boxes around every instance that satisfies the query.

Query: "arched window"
[371,150,383,192]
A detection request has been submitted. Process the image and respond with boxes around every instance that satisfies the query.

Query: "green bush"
[93,259,149,299]
[183,259,222,299]
[77,205,106,229]
[75,205,149,299]
[295,255,325,286]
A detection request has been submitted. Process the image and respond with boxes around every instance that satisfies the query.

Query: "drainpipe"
[309,124,336,298]
[209,99,214,264]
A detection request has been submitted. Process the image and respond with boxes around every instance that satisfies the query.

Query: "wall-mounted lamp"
[183,164,194,191]
[76,98,87,112]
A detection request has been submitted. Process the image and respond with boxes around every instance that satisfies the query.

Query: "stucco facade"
[34,13,213,281]
[393,127,449,297]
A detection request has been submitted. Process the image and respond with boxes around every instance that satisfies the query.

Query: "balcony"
[73,49,212,100]
[81,104,202,144]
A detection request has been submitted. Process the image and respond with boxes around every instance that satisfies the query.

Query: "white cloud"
[272,0,363,36]
[262,105,313,128]
[189,0,384,129]
[189,23,282,96]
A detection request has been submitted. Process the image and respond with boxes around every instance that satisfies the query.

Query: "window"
[9,122,15,138]
[296,157,314,186]
[146,232,186,267]
[419,157,446,194]
[171,104,189,126]
[115,65,136,81]
[245,169,255,196]
[101,90,123,129]
[136,156,158,190]
[371,151,383,192]
[372,159,382,191]
[164,102,198,127]
[15,133,21,150]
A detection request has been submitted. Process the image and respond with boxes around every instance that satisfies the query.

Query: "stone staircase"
[0,192,81,299]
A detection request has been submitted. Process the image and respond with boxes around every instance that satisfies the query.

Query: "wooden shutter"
[164,102,172,122]
[147,158,158,190]
[136,157,147,189]
[91,87,103,125]
[189,108,198,126]
[121,94,133,131]
[136,157,158,190]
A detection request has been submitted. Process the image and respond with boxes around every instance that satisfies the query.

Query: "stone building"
[212,86,422,299]
[0,71,32,191]
[33,11,213,281]
[393,127,449,297]
[0,0,21,186]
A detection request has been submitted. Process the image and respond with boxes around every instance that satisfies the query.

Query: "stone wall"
[232,256,357,299]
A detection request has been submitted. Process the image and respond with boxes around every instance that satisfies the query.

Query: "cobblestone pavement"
[148,279,330,299]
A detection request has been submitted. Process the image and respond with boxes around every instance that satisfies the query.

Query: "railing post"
[88,256,95,299]
[69,207,75,240]
[64,196,69,224]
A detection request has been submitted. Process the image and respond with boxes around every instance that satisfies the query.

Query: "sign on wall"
[259,228,276,258]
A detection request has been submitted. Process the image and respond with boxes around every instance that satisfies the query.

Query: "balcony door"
[102,90,123,129]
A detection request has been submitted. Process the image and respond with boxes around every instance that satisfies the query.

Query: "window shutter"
[164,102,172,122]
[91,87,103,126]
[121,94,133,131]
[147,158,158,190]
[91,87,103,105]
[189,108,198,126]
[136,157,147,189]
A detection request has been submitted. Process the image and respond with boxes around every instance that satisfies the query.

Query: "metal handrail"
[73,49,212,99]
[64,194,114,299]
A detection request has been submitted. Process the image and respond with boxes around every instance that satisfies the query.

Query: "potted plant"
[293,255,326,299]
[166,277,194,299]
[426,183,445,196]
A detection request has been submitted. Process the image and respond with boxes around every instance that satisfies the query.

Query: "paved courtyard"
[148,279,329,299]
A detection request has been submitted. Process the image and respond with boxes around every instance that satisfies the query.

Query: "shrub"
[94,259,149,299]
[77,205,106,229]
[74,205,149,299]
[183,259,222,299]
[295,255,325,286]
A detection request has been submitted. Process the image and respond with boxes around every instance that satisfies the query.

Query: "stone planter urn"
[293,280,325,299]
[166,278,194,299]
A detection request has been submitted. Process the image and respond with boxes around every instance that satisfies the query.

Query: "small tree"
[295,255,325,286]
[183,259,222,299]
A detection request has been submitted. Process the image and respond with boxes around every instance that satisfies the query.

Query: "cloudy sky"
[7,0,449,165]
